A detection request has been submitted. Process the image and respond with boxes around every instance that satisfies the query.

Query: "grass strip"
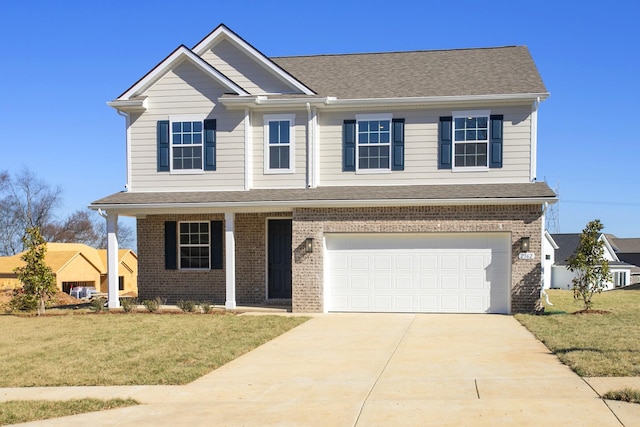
[516,289,640,377]
[602,388,640,404]
[0,398,138,426]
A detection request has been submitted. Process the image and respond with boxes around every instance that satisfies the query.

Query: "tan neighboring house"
[91,24,557,313]
[0,243,137,296]
[98,249,138,295]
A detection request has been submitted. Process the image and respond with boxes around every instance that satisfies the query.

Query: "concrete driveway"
[6,314,633,426]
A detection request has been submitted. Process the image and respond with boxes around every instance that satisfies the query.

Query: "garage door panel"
[440,256,459,269]
[374,276,392,289]
[326,233,510,314]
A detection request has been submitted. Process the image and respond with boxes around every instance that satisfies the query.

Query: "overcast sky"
[1,0,638,237]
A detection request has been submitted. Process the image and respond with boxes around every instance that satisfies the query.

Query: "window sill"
[170,170,205,175]
[355,169,392,175]
[451,167,489,173]
[264,169,295,175]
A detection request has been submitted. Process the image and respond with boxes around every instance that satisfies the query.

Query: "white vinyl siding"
[200,38,296,95]
[252,111,307,189]
[319,105,533,186]
[128,60,246,192]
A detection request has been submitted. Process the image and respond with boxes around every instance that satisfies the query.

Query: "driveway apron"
[11,314,626,426]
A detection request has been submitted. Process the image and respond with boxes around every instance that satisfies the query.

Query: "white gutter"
[219,93,550,110]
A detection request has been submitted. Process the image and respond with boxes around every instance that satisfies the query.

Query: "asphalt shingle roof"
[91,182,555,207]
[271,46,547,99]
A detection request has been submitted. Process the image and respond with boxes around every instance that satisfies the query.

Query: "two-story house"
[91,24,556,314]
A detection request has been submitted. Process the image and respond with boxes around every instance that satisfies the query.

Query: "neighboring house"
[97,249,138,295]
[542,231,558,289]
[0,243,138,296]
[606,235,640,285]
[91,24,557,314]
[549,233,631,290]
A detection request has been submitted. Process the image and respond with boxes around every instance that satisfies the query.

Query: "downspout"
[116,110,131,192]
[530,97,540,182]
[306,103,312,188]
[540,202,553,307]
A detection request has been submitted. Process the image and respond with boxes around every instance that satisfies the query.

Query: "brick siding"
[137,205,543,313]
[291,205,543,313]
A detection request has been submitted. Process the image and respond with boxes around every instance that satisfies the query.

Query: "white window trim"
[452,109,490,171]
[263,114,295,174]
[355,113,393,174]
[178,221,211,271]
[169,114,206,175]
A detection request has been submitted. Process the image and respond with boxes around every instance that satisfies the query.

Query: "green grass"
[0,313,308,386]
[516,289,640,377]
[0,398,138,426]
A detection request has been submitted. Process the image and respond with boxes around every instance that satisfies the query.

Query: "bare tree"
[0,168,62,255]
[44,209,136,250]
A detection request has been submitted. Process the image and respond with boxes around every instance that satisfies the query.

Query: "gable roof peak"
[192,23,315,96]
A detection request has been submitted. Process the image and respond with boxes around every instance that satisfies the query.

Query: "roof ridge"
[272,45,524,60]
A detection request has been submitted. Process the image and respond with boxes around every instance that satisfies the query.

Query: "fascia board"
[90,195,557,215]
[192,24,315,96]
[117,45,248,101]
[107,98,148,112]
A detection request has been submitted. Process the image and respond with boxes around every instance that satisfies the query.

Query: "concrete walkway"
[2,314,639,426]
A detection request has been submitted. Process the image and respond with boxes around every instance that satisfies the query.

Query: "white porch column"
[224,212,236,309]
[106,213,120,308]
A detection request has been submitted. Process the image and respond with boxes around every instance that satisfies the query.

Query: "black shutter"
[343,120,356,171]
[438,116,452,169]
[210,220,223,270]
[164,221,177,270]
[157,120,170,172]
[204,119,216,171]
[489,115,503,168]
[392,118,405,171]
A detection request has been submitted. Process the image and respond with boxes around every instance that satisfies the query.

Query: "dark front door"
[268,219,292,299]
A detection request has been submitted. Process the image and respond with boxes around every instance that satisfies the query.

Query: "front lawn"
[516,289,640,377]
[0,314,308,387]
[0,399,138,426]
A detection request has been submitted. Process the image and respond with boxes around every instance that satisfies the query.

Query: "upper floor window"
[453,111,489,168]
[157,116,216,173]
[264,114,295,174]
[356,114,392,171]
[172,120,203,171]
[343,115,404,173]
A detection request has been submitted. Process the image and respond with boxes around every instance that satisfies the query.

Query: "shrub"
[199,301,212,314]
[89,297,107,312]
[120,298,138,313]
[142,297,165,313]
[177,300,197,313]
[8,288,37,313]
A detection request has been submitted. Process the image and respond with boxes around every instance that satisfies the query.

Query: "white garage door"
[325,233,511,314]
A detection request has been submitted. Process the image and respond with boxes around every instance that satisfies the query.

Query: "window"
[356,114,391,171]
[613,271,627,288]
[453,111,489,168]
[172,120,203,170]
[264,114,295,173]
[179,222,210,269]
[157,117,216,173]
